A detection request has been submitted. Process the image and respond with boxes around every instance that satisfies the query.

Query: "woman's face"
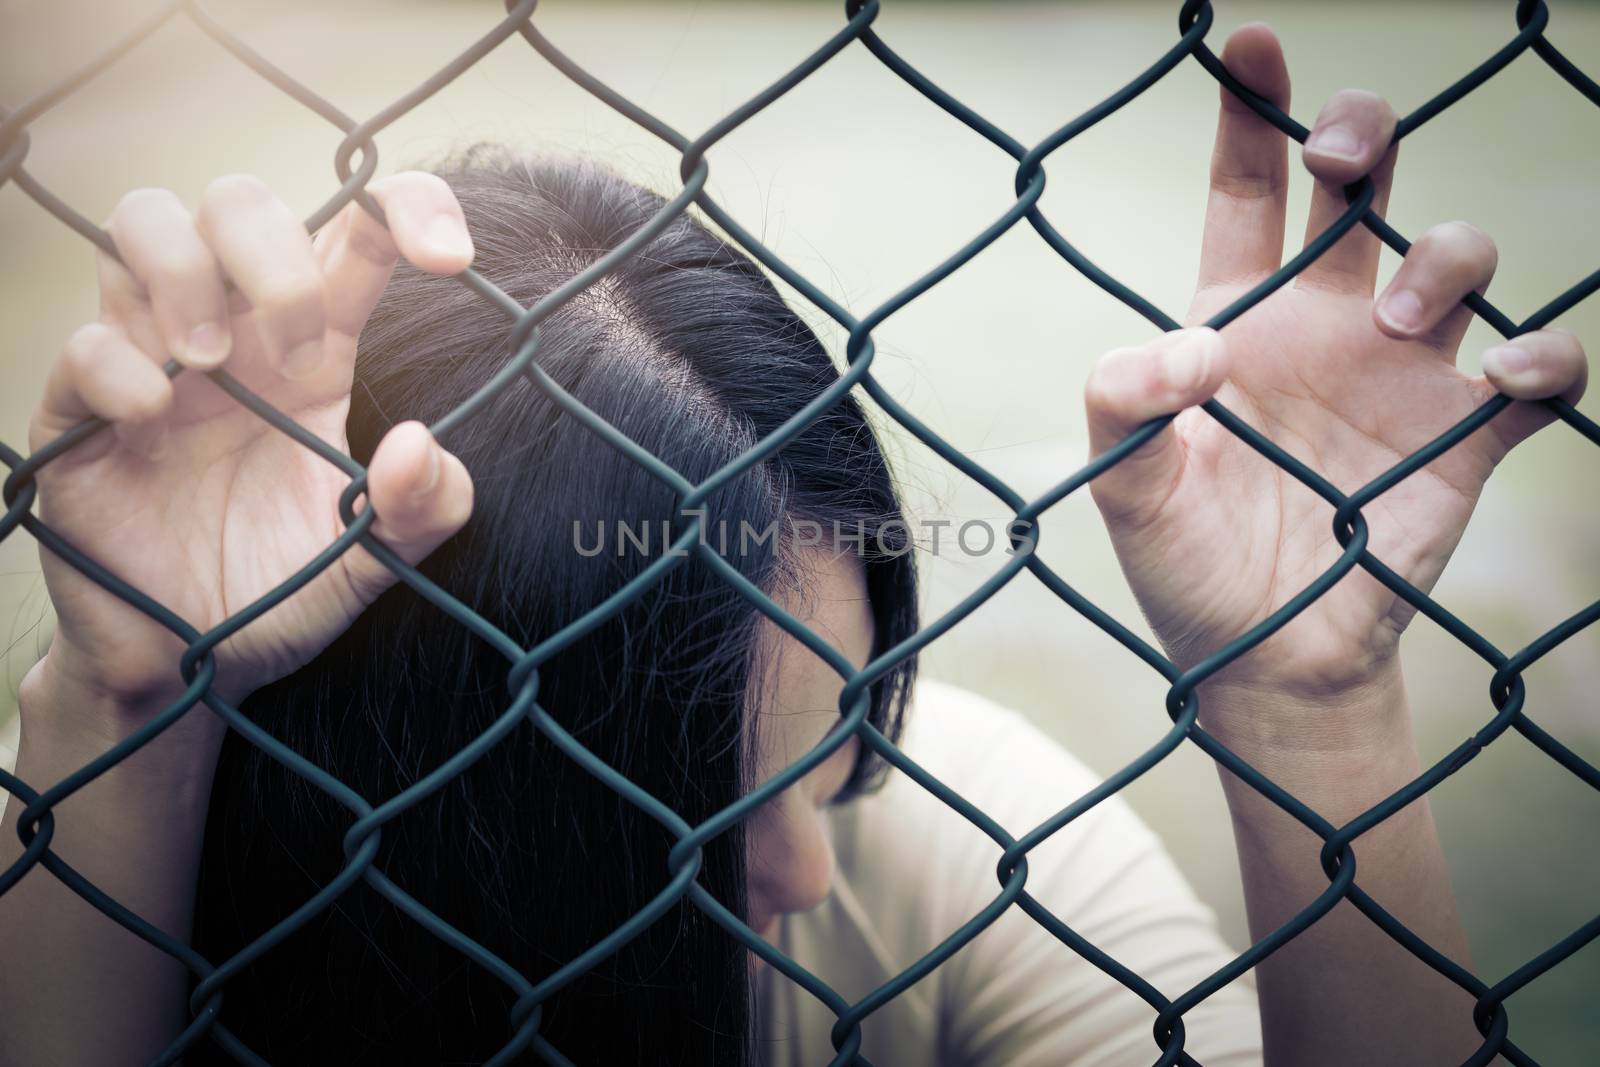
[744,546,875,941]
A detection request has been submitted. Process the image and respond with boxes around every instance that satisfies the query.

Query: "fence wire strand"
[2,1,1598,1064]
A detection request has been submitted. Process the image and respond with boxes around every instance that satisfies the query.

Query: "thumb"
[343,419,475,605]
[1085,328,1228,528]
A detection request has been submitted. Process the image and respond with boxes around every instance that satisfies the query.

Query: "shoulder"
[822,677,1175,969]
[894,675,1045,761]
[855,677,1156,856]
[826,680,1260,1062]
[769,681,1260,1064]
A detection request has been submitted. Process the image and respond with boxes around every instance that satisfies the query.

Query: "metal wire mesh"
[2,1,1598,1064]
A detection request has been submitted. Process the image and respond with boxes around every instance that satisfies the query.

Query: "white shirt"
[757,679,1262,1066]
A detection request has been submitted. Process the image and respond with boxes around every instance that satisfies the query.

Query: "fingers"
[1476,330,1589,459]
[1198,24,1292,291]
[1296,90,1399,294]
[342,420,475,605]
[1374,221,1498,355]
[104,189,233,370]
[99,173,470,387]
[317,171,473,355]
[1483,330,1587,402]
[30,323,174,460]
[1085,329,1229,528]
[196,175,327,379]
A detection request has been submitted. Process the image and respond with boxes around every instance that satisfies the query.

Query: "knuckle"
[255,274,325,327]
[199,173,273,218]
[1324,87,1374,112]
[1210,169,1282,203]
[1549,330,1588,375]
[1083,379,1116,420]
[1085,350,1151,420]
[1543,326,1583,354]
[108,187,180,231]
[1308,89,1395,158]
[385,169,451,199]
[1420,220,1497,271]
[124,378,169,422]
[1332,88,1395,123]
[62,322,113,369]
[1083,354,1127,414]
[150,243,217,286]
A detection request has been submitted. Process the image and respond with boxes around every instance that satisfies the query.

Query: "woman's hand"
[27,172,477,740]
[6,172,478,1067]
[1080,26,1588,1064]
[1083,26,1587,731]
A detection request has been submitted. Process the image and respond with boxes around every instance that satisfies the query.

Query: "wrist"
[18,652,225,798]
[38,632,197,719]
[1197,660,1422,823]
[1198,656,1406,752]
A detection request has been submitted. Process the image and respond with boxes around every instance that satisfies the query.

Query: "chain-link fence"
[2,0,1598,1064]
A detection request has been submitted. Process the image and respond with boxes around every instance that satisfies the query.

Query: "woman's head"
[194,150,916,1065]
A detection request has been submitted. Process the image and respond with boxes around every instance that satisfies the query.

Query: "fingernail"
[283,339,323,379]
[1306,124,1363,162]
[1162,330,1213,394]
[1377,289,1425,333]
[185,322,231,367]
[1482,345,1532,376]
[426,216,473,263]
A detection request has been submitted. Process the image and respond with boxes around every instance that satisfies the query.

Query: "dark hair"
[190,150,918,1065]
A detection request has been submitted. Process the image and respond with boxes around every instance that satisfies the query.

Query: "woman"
[0,24,1588,1067]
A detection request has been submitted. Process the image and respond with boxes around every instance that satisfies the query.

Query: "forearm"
[0,654,220,1067]
[1207,666,1487,1067]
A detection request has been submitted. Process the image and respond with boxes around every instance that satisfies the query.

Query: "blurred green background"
[2,0,1597,1060]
